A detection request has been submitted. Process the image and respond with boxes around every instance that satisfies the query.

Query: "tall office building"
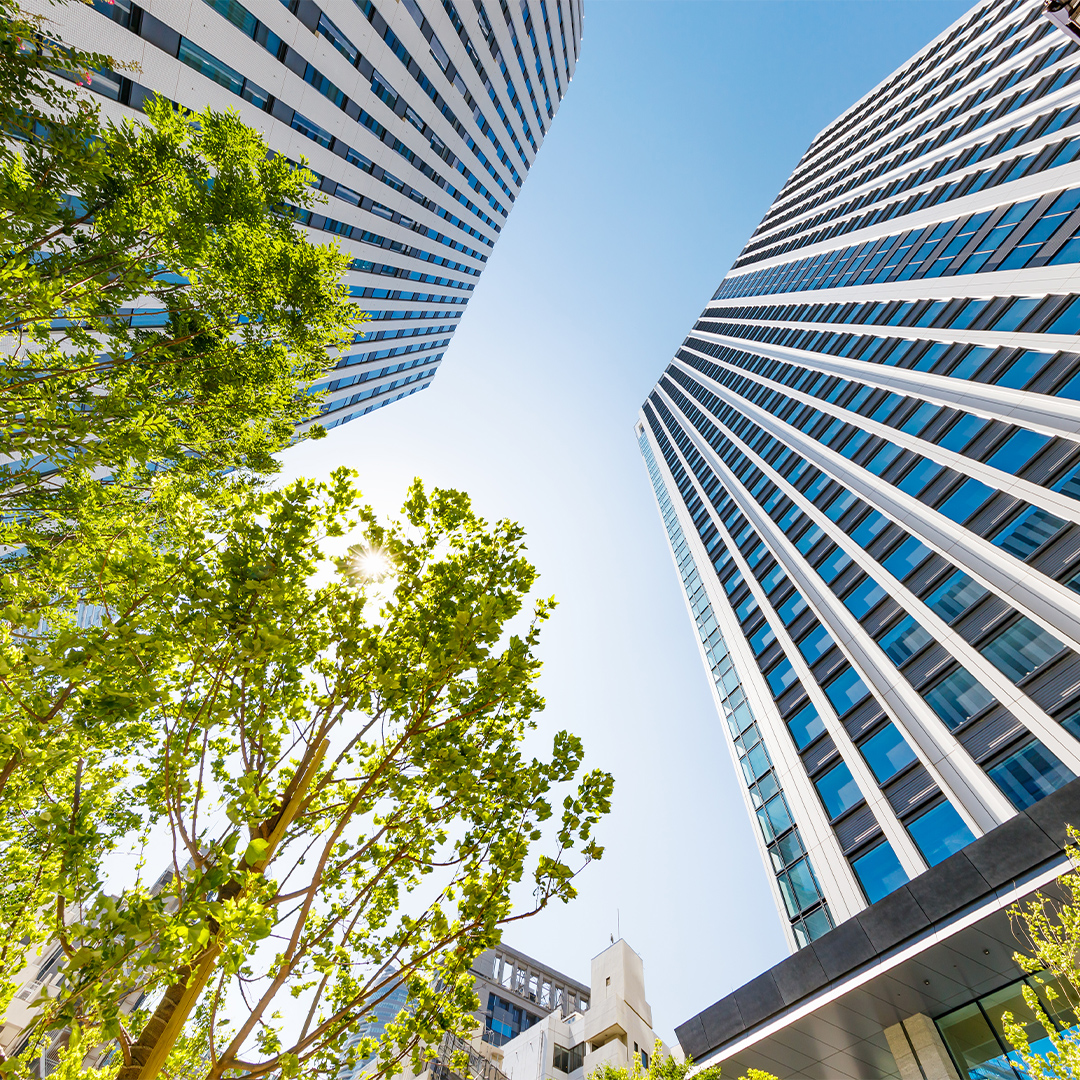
[646,1,1080,1075]
[32,0,581,429]
[639,0,1080,953]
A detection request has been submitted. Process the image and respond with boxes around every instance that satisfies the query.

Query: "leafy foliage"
[4,472,612,1080]
[1,0,360,549]
[1000,825,1080,1079]
[589,1040,776,1080]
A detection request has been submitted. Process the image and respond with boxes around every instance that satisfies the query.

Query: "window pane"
[882,536,932,580]
[815,761,862,819]
[937,1004,1010,1080]
[825,667,871,716]
[851,841,907,904]
[766,658,798,696]
[798,624,834,664]
[860,724,917,783]
[938,478,995,525]
[844,576,887,619]
[787,858,823,911]
[923,668,995,730]
[980,617,1065,682]
[878,615,933,665]
[988,739,1075,809]
[992,505,1067,560]
[787,703,825,750]
[925,570,987,622]
[906,801,975,866]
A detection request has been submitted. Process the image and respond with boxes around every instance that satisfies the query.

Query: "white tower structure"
[33,0,583,428]
[639,0,1080,952]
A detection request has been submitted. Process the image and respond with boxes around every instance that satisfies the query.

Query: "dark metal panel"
[801,733,838,777]
[885,764,938,817]
[907,554,952,596]
[900,643,952,689]
[956,706,1026,764]
[1023,652,1080,716]
[842,698,886,741]
[952,595,1012,646]
[834,804,882,855]
[1032,524,1080,580]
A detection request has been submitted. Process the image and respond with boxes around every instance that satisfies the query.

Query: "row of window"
[640,431,833,946]
[772,0,1035,223]
[198,0,510,226]
[646,364,1080,904]
[741,76,1079,268]
[674,338,1080,580]
[660,365,1080,790]
[682,328,1080,511]
[322,371,431,427]
[700,287,1080,339]
[648,393,986,905]
[716,185,1080,301]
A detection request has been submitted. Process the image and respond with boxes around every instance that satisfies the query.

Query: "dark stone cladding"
[674,778,1080,1062]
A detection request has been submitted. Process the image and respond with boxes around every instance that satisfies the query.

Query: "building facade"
[32,0,582,428]
[336,942,591,1080]
[638,0,1080,955]
[498,940,666,1080]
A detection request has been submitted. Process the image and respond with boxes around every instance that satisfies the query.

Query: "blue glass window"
[843,576,887,619]
[777,591,807,625]
[852,841,908,904]
[815,761,862,819]
[860,724,917,783]
[798,625,834,664]
[766,658,798,696]
[796,524,824,555]
[878,616,933,665]
[992,506,1066,560]
[980,617,1064,683]
[787,702,825,750]
[994,350,1054,390]
[825,667,871,716]
[988,740,1075,810]
[898,458,944,496]
[883,536,932,580]
[906,801,975,866]
[938,413,987,451]
[817,547,852,583]
[923,668,995,730]
[985,429,1049,472]
[938,479,995,525]
[750,623,776,656]
[925,571,987,622]
[851,510,889,547]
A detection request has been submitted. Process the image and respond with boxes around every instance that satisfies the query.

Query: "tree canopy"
[589,1040,777,1080]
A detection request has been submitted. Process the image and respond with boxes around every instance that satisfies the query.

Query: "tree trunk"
[116,945,221,1080]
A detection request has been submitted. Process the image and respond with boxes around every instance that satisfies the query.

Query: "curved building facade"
[639,0,1080,952]
[34,0,583,428]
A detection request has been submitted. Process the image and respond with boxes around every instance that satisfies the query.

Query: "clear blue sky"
[282,0,971,1043]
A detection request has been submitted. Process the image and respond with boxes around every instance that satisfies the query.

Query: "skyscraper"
[33,0,582,429]
[639,0,1080,955]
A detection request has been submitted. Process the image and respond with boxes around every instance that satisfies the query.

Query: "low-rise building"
[499,940,669,1080]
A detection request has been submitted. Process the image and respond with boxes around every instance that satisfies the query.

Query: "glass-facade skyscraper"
[35,0,581,429]
[639,0,1080,953]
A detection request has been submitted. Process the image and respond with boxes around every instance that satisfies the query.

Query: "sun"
[347,545,394,584]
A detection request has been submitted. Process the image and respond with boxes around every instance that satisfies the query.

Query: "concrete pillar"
[884,1014,962,1080]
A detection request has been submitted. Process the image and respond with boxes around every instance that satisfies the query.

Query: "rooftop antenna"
[617,908,620,942]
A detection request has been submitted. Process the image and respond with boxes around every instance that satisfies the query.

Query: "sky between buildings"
[280,0,973,1043]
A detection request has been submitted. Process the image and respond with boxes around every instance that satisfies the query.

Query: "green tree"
[2,470,613,1080]
[590,1040,777,1080]
[0,3,363,1019]
[1,0,360,542]
[999,825,1080,1079]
